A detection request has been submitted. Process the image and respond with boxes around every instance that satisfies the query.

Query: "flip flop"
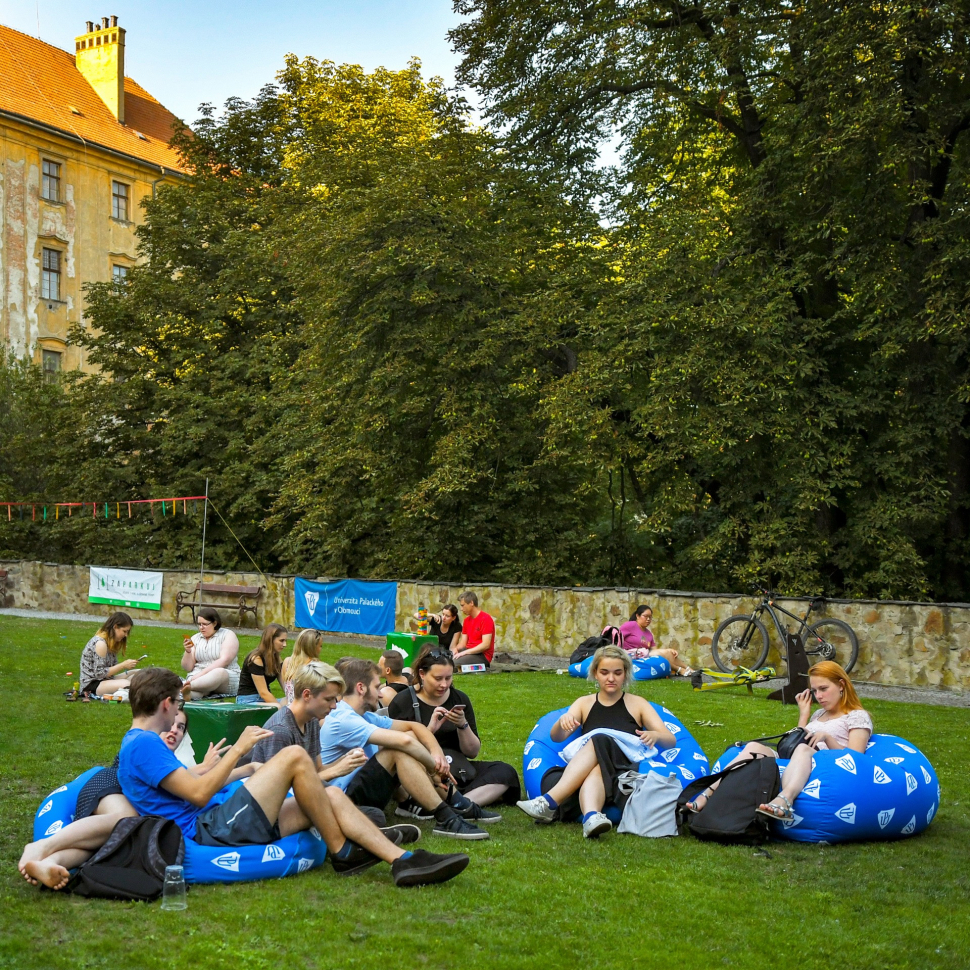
[755,794,794,821]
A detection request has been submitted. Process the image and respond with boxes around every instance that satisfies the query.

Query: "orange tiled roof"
[0,23,186,172]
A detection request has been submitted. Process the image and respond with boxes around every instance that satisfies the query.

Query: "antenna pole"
[199,478,209,601]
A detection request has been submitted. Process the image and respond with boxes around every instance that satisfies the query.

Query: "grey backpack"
[616,771,682,838]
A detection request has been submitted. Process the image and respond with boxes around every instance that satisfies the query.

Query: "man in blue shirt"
[319,660,488,840]
[118,668,470,887]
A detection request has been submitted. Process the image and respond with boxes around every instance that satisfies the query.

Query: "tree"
[452,0,970,598]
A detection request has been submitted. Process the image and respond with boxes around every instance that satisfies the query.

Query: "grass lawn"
[1,614,968,970]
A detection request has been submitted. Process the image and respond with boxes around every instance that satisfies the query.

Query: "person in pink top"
[453,592,495,667]
[618,605,694,676]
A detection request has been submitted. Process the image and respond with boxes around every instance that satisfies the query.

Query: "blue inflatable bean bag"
[32,771,328,884]
[522,702,709,822]
[710,734,940,843]
[568,655,672,680]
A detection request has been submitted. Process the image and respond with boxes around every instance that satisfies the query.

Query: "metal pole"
[199,478,209,602]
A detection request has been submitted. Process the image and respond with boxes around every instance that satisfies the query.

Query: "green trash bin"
[182,701,278,754]
[385,632,437,667]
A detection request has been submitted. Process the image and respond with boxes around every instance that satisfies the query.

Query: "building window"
[41,248,61,300]
[112,264,129,283]
[42,350,62,382]
[112,181,129,220]
[42,160,61,202]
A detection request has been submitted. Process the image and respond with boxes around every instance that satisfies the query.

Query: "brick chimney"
[74,15,126,122]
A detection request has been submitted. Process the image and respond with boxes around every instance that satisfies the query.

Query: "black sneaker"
[395,797,435,821]
[457,802,502,823]
[330,840,381,877]
[392,849,469,887]
[380,823,421,845]
[432,812,490,840]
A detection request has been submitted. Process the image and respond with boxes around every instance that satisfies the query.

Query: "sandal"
[687,789,713,813]
[755,794,794,821]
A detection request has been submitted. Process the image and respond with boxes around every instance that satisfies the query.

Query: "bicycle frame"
[750,595,815,645]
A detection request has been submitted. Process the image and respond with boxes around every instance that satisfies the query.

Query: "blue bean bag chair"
[522,703,709,822]
[710,734,940,843]
[32,771,328,884]
[569,655,671,680]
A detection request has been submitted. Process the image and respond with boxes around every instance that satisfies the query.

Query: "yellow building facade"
[0,18,186,375]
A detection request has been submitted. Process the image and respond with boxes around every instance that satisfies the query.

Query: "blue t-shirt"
[318,701,394,791]
[118,728,204,839]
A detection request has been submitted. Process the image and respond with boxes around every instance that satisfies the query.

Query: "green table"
[386,632,437,666]
[182,701,278,754]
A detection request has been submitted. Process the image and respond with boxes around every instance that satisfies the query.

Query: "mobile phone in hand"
[451,704,465,713]
[138,654,148,662]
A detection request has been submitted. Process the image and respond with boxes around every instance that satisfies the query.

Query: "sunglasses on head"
[425,648,453,664]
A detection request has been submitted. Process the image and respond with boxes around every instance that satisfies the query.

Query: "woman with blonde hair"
[688,661,873,821]
[280,628,323,704]
[79,612,141,698]
[516,645,676,838]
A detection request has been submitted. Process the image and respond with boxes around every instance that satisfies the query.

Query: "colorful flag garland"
[1,495,207,523]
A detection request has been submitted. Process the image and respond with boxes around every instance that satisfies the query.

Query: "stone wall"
[2,560,966,691]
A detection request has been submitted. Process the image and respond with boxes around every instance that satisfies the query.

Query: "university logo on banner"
[294,577,397,637]
[88,566,163,611]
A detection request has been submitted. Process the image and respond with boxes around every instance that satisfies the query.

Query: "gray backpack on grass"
[616,771,681,838]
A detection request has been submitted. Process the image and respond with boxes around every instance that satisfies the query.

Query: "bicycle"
[711,586,859,674]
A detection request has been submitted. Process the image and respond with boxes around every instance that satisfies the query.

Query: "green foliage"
[453,0,970,598]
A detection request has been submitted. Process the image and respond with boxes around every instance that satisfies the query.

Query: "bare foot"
[18,841,48,883]
[24,859,71,891]
[181,681,193,702]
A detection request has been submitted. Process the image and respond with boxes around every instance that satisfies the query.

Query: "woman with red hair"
[689,661,873,821]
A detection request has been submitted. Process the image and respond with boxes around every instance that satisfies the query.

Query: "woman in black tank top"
[516,646,677,838]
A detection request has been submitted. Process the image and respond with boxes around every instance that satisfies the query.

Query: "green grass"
[1,614,968,970]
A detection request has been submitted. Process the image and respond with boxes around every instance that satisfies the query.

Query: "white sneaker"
[515,796,557,823]
[582,812,612,839]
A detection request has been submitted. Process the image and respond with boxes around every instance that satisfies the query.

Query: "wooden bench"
[175,582,264,628]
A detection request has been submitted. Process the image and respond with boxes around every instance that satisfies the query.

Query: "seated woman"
[18,707,257,890]
[619,605,694,676]
[689,661,873,820]
[236,623,287,705]
[180,607,241,700]
[378,651,412,708]
[416,605,462,652]
[280,628,323,705]
[387,645,520,812]
[516,645,676,838]
[79,612,140,698]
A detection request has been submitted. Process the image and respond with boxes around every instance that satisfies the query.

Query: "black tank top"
[581,693,640,735]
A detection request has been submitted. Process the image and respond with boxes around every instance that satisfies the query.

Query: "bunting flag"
[0,495,207,524]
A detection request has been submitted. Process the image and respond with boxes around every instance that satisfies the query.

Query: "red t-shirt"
[462,610,496,664]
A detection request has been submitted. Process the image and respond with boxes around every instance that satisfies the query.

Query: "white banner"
[88,566,164,611]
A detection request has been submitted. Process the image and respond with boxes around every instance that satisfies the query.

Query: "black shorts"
[82,679,103,695]
[345,755,398,810]
[193,784,281,848]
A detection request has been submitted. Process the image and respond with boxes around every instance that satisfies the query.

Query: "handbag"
[734,727,808,760]
[408,687,478,784]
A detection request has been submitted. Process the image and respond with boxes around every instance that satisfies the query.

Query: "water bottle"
[160,864,187,910]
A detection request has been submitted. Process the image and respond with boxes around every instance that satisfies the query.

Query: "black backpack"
[66,815,184,901]
[676,755,781,845]
[569,635,608,665]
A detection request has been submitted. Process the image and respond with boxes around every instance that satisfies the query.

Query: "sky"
[0,0,467,123]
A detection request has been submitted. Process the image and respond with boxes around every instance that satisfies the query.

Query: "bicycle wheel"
[804,618,859,673]
[711,615,770,672]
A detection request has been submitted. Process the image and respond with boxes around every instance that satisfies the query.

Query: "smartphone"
[138,654,148,662]
[451,705,465,714]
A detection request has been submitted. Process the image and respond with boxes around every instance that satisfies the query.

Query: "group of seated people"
[26,605,872,891]
[24,611,523,891]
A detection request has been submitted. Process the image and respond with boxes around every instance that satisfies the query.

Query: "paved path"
[3,608,965,707]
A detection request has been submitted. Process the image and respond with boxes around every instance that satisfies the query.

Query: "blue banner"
[294,577,398,637]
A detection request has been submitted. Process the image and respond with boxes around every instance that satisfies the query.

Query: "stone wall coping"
[5,560,970,610]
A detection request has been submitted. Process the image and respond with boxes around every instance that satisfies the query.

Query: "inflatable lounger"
[569,654,671,680]
[710,734,939,843]
[33,770,327,884]
[522,702,709,821]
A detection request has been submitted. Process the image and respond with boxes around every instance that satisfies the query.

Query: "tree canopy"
[4,10,970,599]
